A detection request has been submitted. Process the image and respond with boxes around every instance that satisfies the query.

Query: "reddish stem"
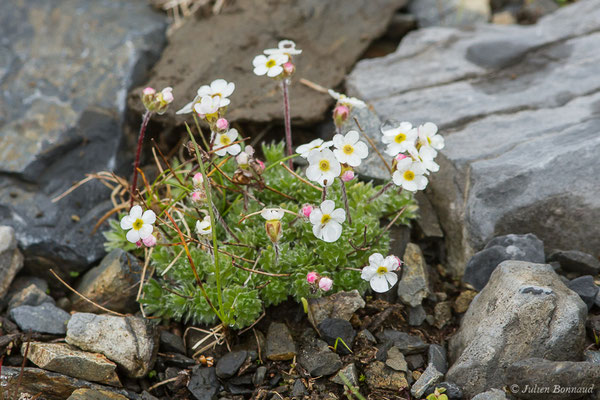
[281,79,293,168]
[130,110,152,208]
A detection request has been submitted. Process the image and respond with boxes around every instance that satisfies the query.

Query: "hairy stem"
[339,177,352,225]
[130,110,152,208]
[281,79,293,168]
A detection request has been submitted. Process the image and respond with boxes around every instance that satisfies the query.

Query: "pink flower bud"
[143,235,157,247]
[191,190,206,202]
[319,277,333,292]
[394,256,403,267]
[160,87,174,104]
[135,240,143,248]
[301,204,313,218]
[333,104,350,127]
[216,118,229,131]
[341,170,355,182]
[395,153,407,161]
[143,87,156,95]
[255,159,265,172]
[306,272,318,284]
[283,61,295,76]
[192,173,204,187]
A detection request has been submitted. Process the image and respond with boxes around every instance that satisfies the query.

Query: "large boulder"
[446,261,587,398]
[0,0,167,278]
[347,0,600,276]
[128,0,407,126]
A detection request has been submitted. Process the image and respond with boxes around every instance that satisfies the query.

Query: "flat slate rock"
[128,0,407,126]
[0,0,167,277]
[10,302,70,335]
[347,0,600,276]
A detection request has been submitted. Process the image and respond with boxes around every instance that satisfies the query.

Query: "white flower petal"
[129,205,142,219]
[142,210,156,224]
[345,130,359,144]
[384,272,398,287]
[320,200,335,215]
[361,265,378,281]
[330,208,346,224]
[252,55,267,67]
[309,209,323,225]
[321,221,342,242]
[267,65,283,77]
[139,224,153,239]
[368,253,384,267]
[126,229,141,243]
[227,143,241,156]
[253,65,268,76]
[370,274,390,293]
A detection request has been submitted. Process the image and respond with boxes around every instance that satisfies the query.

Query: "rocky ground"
[1,0,599,399]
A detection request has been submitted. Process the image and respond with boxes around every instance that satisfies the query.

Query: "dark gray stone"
[317,318,356,355]
[0,0,167,277]
[356,329,377,344]
[10,303,70,335]
[584,350,600,364]
[447,261,587,398]
[408,0,490,28]
[252,366,267,386]
[548,250,600,277]
[215,351,247,379]
[297,337,342,377]
[0,226,24,299]
[331,363,359,387]
[405,354,425,370]
[347,0,600,277]
[409,305,427,326]
[307,289,365,326]
[376,329,429,355]
[265,322,296,361]
[463,233,544,290]
[506,358,600,400]
[411,364,444,398]
[397,243,431,307]
[472,389,507,400]
[159,330,186,355]
[291,379,307,397]
[428,344,447,374]
[188,366,220,400]
[71,249,143,314]
[567,275,599,310]
[8,284,54,311]
[385,346,408,372]
[424,382,464,400]
[130,0,408,126]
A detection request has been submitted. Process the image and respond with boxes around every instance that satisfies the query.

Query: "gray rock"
[567,275,599,310]
[428,344,447,374]
[397,243,431,307]
[297,336,342,376]
[415,191,444,238]
[376,329,429,355]
[447,261,587,398]
[453,290,478,314]
[434,301,453,329]
[405,354,425,370]
[548,250,600,277]
[385,346,408,372]
[364,360,409,391]
[347,0,600,277]
[1,367,138,400]
[411,364,444,398]
[159,330,186,354]
[424,382,464,400]
[265,322,296,361]
[0,0,167,276]
[331,363,359,387]
[215,351,247,379]
[506,358,600,400]
[0,226,24,299]
[472,389,508,400]
[356,329,377,344]
[253,366,267,386]
[291,379,307,397]
[317,318,356,355]
[71,249,143,314]
[23,342,121,387]
[10,303,70,335]
[408,0,491,28]
[308,290,365,326]
[67,389,129,400]
[464,233,545,290]
[188,366,220,400]
[409,305,427,326]
[129,0,408,126]
[8,283,54,311]
[66,313,158,378]
[584,350,600,364]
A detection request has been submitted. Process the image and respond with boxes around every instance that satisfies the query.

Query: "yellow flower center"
[394,133,406,143]
[266,59,277,68]
[321,214,331,224]
[342,144,354,155]
[403,170,415,181]
[319,160,330,172]
[377,266,388,275]
[220,135,231,145]
[133,219,144,230]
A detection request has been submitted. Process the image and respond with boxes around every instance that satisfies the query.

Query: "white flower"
[196,215,212,235]
[176,96,198,114]
[361,253,400,293]
[296,139,333,158]
[415,146,439,173]
[309,200,346,243]
[382,122,418,156]
[392,158,428,191]
[417,122,444,151]
[261,208,284,221]
[213,128,241,156]
[197,79,235,107]
[120,205,156,243]
[332,130,369,167]
[253,54,289,77]
[328,89,366,108]
[264,40,302,56]
[194,96,222,117]
[306,148,341,187]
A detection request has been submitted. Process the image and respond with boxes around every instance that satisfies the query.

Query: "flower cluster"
[306,272,333,292]
[142,87,174,115]
[382,122,444,192]
[120,205,156,247]
[328,89,366,129]
[361,253,401,293]
[253,40,301,79]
